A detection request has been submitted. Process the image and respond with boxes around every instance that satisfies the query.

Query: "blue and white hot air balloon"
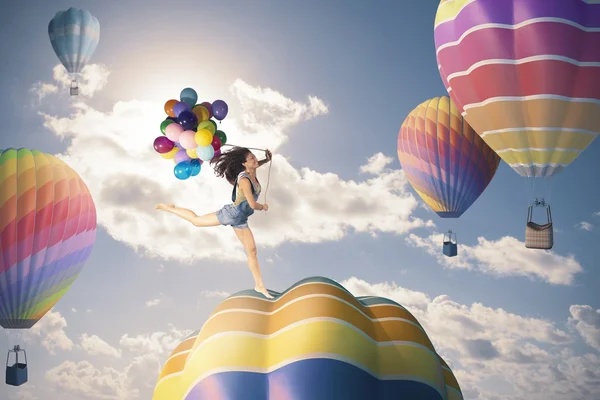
[48,8,100,96]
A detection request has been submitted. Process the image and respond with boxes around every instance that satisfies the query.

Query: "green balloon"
[197,120,216,134]
[208,119,218,132]
[160,119,174,135]
[215,130,227,145]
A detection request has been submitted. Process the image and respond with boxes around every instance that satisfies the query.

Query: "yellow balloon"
[197,120,216,135]
[192,105,210,122]
[160,147,178,159]
[195,129,213,146]
[186,148,198,159]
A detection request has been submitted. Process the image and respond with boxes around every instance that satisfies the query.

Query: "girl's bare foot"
[156,203,174,211]
[254,286,274,299]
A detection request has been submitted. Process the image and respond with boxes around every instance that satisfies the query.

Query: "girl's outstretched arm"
[258,150,272,167]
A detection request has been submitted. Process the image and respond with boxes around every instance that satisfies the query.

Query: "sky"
[1,0,600,399]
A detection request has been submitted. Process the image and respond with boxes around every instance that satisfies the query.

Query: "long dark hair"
[210,146,251,185]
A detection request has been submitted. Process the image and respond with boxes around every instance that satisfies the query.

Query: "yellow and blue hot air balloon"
[48,8,100,96]
[153,277,463,400]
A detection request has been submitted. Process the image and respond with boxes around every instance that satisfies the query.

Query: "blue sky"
[1,1,600,399]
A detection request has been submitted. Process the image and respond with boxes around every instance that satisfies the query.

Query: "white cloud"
[36,67,431,264]
[360,152,394,175]
[29,82,58,102]
[341,277,599,400]
[46,360,128,400]
[27,310,73,354]
[80,334,122,358]
[145,298,161,307]
[200,290,230,298]
[119,325,192,357]
[576,221,593,231]
[45,326,192,399]
[569,305,600,351]
[71,308,77,313]
[406,233,583,285]
[593,212,600,217]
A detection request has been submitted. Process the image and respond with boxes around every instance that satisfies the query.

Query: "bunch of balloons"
[153,87,229,180]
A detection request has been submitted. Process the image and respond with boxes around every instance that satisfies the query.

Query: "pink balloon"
[179,130,197,149]
[165,123,184,142]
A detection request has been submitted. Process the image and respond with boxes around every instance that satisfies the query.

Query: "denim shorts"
[216,203,254,229]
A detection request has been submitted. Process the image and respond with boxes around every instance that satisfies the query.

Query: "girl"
[156,147,274,299]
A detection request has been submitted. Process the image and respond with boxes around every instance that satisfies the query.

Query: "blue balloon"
[173,101,190,118]
[174,161,192,180]
[180,88,198,107]
[196,145,215,162]
[177,111,198,131]
[190,159,202,176]
[212,99,229,121]
[48,8,100,74]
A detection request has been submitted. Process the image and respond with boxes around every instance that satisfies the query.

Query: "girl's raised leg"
[156,204,221,227]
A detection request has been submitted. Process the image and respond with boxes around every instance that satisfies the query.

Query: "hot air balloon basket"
[70,80,79,96]
[525,205,554,250]
[442,231,458,257]
[5,347,28,386]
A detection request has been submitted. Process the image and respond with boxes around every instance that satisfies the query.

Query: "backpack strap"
[231,172,256,202]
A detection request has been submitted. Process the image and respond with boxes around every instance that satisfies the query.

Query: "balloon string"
[219,144,272,205]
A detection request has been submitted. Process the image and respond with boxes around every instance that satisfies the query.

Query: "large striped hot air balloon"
[434,0,600,178]
[0,148,96,330]
[48,8,100,96]
[153,277,463,400]
[398,96,500,219]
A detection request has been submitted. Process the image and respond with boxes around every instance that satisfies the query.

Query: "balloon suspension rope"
[220,144,273,205]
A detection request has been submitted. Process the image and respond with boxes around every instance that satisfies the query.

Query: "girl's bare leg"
[156,203,221,227]
[233,227,274,299]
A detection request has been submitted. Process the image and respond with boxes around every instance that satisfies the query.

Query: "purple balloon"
[174,149,191,164]
[178,110,198,130]
[212,99,228,121]
[173,101,190,118]
[153,136,174,154]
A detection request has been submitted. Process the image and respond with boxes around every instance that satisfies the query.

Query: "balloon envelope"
[48,8,100,74]
[0,148,97,329]
[434,0,600,178]
[398,96,500,218]
[153,276,463,400]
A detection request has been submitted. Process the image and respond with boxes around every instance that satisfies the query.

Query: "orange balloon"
[164,99,178,118]
[192,105,210,122]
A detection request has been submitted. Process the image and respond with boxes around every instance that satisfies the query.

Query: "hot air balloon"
[0,148,97,385]
[48,8,100,96]
[398,96,500,256]
[434,0,600,248]
[153,277,463,400]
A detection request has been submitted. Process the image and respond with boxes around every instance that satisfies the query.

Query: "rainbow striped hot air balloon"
[153,277,463,400]
[434,0,600,178]
[0,148,96,330]
[398,96,500,219]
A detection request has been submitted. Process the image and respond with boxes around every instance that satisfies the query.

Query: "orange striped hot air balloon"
[0,148,96,330]
[153,277,463,400]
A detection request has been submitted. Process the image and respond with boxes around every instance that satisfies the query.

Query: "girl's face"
[243,152,259,170]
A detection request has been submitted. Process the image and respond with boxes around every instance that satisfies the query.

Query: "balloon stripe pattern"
[0,149,96,329]
[48,8,100,74]
[398,97,500,218]
[434,0,600,177]
[153,277,463,400]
